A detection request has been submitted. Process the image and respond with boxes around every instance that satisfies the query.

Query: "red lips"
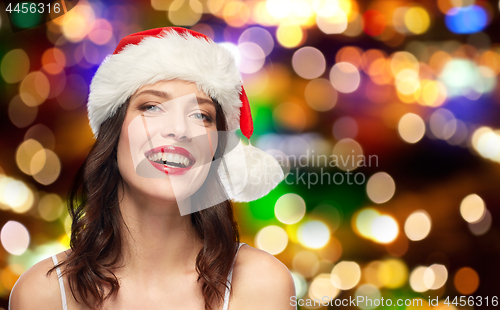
[144,145,196,175]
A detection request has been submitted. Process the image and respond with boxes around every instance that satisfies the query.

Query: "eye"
[190,112,213,123]
[140,104,163,113]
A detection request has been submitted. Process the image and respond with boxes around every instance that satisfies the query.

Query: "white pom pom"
[218,140,284,202]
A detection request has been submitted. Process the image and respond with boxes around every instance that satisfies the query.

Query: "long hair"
[47,96,240,310]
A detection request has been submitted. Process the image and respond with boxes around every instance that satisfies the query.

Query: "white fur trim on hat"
[87,28,243,138]
[218,140,284,202]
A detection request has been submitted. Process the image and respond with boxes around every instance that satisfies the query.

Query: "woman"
[9,27,295,310]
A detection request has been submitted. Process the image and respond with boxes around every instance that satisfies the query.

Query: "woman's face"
[117,79,218,212]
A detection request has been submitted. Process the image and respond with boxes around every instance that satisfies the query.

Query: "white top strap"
[8,270,21,310]
[222,242,246,310]
[51,255,68,310]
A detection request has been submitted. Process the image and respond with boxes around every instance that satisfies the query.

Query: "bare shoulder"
[230,244,296,310]
[9,250,70,310]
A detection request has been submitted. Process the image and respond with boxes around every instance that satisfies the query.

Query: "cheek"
[205,128,219,158]
[116,137,126,170]
[116,124,133,173]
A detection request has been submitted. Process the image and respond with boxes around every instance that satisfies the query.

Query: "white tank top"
[10,242,246,310]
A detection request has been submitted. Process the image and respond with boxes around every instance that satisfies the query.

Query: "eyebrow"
[133,90,172,100]
[132,90,215,106]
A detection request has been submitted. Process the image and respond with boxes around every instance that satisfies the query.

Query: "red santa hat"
[87,26,284,202]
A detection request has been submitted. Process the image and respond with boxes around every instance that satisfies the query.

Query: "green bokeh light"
[10,2,44,29]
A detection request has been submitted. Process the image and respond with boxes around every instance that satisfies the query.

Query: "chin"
[135,175,194,203]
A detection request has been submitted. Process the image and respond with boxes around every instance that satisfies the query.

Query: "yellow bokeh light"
[24,124,56,150]
[354,208,380,239]
[368,58,393,85]
[330,261,361,290]
[316,5,348,34]
[363,261,383,288]
[30,148,47,176]
[330,62,361,93]
[0,178,32,212]
[309,273,340,300]
[10,183,34,214]
[168,0,203,26]
[471,126,492,151]
[61,3,96,42]
[273,101,307,131]
[404,210,432,241]
[292,250,320,278]
[15,139,44,176]
[344,11,363,37]
[151,0,170,11]
[475,130,500,160]
[396,88,419,104]
[429,50,452,75]
[398,113,426,144]
[409,266,428,292]
[304,78,338,112]
[289,0,315,26]
[460,194,486,223]
[298,220,330,249]
[390,51,419,76]
[1,49,30,84]
[378,259,408,289]
[1,264,25,291]
[64,214,72,236]
[362,49,387,74]
[366,172,396,204]
[404,7,430,35]
[252,1,279,26]
[275,193,306,224]
[59,233,71,248]
[8,94,38,129]
[418,79,447,107]
[266,0,291,19]
[478,50,500,75]
[371,215,398,244]
[38,194,65,222]
[292,47,326,79]
[395,69,420,95]
[317,237,343,263]
[241,68,269,97]
[331,138,364,171]
[222,1,250,27]
[32,149,62,185]
[19,71,50,107]
[255,225,288,255]
[276,23,304,48]
[426,264,448,290]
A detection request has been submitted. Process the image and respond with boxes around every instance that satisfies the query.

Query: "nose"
[159,112,192,142]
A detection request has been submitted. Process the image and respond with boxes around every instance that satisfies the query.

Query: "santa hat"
[87,27,284,202]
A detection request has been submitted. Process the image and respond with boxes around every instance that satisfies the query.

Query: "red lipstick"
[144,145,196,175]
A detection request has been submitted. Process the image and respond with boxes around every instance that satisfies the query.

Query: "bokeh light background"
[1,0,500,308]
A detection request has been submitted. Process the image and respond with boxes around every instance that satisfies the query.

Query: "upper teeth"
[147,152,191,166]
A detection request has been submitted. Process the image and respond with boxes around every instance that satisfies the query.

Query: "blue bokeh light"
[445,5,488,34]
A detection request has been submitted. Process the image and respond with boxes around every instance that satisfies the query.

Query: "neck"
[115,181,203,280]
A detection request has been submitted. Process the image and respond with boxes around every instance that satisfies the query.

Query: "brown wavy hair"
[47,96,240,310]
